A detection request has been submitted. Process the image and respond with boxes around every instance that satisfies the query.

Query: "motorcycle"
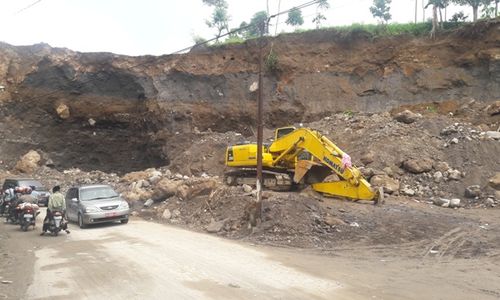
[46,210,67,236]
[0,197,10,216]
[6,199,22,224]
[19,202,40,231]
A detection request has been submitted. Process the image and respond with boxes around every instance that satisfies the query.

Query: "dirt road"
[1,209,500,300]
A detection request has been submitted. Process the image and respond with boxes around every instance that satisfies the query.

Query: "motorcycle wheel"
[21,223,28,232]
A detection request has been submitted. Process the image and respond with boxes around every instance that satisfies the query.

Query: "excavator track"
[224,169,293,191]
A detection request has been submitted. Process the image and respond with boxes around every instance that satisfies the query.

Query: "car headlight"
[119,201,129,209]
[84,206,99,213]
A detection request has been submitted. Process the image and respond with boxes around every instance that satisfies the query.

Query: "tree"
[239,11,269,39]
[313,0,330,28]
[286,8,304,27]
[495,0,499,16]
[312,13,327,28]
[370,0,392,23]
[481,3,496,17]
[202,0,230,42]
[452,0,492,21]
[450,11,468,21]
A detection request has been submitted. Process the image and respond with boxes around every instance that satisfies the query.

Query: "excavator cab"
[275,127,296,140]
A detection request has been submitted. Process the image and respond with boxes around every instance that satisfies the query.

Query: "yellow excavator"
[224,126,379,202]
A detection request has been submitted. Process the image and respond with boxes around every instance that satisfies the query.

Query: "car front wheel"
[78,214,86,229]
[120,218,129,224]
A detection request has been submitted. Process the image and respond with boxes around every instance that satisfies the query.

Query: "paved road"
[3,210,340,300]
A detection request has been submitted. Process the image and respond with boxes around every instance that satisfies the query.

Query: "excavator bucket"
[312,178,377,201]
[293,160,320,183]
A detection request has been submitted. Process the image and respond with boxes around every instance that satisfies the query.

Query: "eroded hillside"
[0,20,499,173]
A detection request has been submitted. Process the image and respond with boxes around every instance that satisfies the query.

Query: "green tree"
[313,0,330,28]
[481,3,496,17]
[452,0,492,21]
[247,11,269,37]
[202,0,230,42]
[449,11,468,21]
[370,0,392,23]
[286,8,304,27]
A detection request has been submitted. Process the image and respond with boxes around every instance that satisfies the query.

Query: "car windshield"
[18,180,46,191]
[80,186,118,201]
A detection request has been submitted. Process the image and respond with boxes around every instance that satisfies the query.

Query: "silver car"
[65,184,129,228]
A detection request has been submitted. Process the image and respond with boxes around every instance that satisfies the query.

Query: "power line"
[14,0,43,15]
[11,0,323,108]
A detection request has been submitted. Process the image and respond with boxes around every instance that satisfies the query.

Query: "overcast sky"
[0,0,478,56]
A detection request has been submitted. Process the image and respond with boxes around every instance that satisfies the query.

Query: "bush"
[265,49,279,74]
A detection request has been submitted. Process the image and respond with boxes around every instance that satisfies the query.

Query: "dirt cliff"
[0,20,498,173]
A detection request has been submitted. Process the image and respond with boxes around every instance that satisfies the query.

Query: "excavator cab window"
[275,127,296,140]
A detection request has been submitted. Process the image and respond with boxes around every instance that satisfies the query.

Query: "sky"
[0,0,480,56]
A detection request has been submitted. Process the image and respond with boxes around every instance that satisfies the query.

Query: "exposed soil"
[0,20,499,298]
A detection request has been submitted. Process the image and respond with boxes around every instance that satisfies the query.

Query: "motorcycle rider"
[41,185,70,235]
[18,187,36,204]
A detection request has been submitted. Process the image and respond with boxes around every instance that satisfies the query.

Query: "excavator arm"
[268,128,377,201]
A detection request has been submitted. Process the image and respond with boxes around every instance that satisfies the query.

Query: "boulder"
[370,175,400,194]
[486,101,500,116]
[394,110,420,124]
[153,178,182,200]
[448,169,462,181]
[435,162,450,173]
[402,158,433,174]
[485,131,500,140]
[177,179,218,200]
[242,184,253,193]
[359,167,375,179]
[433,171,443,183]
[485,198,495,207]
[383,167,394,177]
[162,209,172,220]
[206,219,225,233]
[360,151,375,165]
[15,150,41,173]
[449,198,461,208]
[433,198,450,207]
[122,171,149,183]
[55,103,70,119]
[324,215,346,226]
[489,173,500,190]
[495,190,500,201]
[464,185,481,198]
[401,187,415,196]
[148,175,162,184]
[144,199,154,207]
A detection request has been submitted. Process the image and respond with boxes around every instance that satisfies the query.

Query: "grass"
[212,21,468,47]
[313,21,467,37]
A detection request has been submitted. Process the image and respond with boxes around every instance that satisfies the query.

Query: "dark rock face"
[0,21,498,173]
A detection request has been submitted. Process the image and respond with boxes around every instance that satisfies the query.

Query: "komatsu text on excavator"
[224,126,379,202]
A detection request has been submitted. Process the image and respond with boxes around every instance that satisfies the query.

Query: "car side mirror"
[71,198,78,203]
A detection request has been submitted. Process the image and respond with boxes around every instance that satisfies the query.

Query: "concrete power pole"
[254,19,267,226]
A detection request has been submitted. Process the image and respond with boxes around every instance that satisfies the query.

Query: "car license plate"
[24,214,32,218]
[105,212,117,217]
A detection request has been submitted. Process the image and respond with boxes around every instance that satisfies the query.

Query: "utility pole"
[254,19,267,225]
